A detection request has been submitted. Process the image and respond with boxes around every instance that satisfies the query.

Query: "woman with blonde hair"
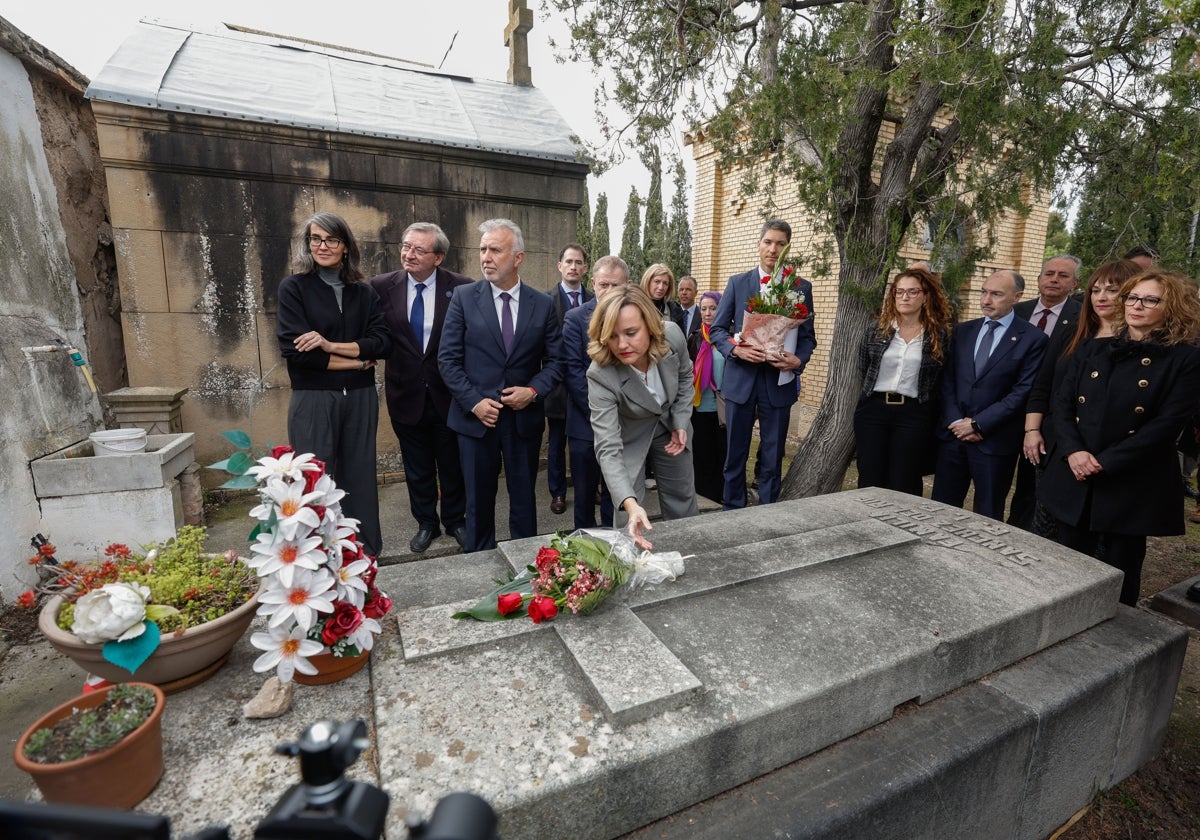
[1040,269,1200,605]
[853,265,954,495]
[641,263,687,333]
[587,285,698,549]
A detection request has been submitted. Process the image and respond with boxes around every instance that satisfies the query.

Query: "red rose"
[16,590,37,609]
[363,590,392,619]
[497,592,524,616]
[796,304,809,319]
[270,445,294,459]
[361,560,378,588]
[528,595,558,624]
[303,459,326,493]
[321,602,364,646]
[535,547,560,572]
[782,266,795,279]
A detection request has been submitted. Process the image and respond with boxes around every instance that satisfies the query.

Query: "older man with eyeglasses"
[370,223,472,553]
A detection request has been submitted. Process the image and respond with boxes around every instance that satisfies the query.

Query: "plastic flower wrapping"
[453,529,687,623]
[245,446,392,683]
[734,242,811,360]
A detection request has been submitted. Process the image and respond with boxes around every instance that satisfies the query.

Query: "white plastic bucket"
[89,428,147,456]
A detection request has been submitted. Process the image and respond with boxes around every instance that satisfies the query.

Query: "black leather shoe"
[550,496,566,515]
[449,524,468,549]
[409,528,440,553]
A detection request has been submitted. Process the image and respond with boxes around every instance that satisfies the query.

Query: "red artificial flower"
[528,595,558,624]
[497,592,524,616]
[535,547,561,573]
[270,445,294,459]
[302,459,327,493]
[363,590,392,619]
[16,590,37,609]
[39,543,57,557]
[361,559,378,589]
[321,602,364,646]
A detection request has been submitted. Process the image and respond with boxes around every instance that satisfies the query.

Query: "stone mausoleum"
[88,18,588,474]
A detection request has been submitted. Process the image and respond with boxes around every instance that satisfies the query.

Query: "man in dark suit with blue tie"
[371,223,471,553]
[710,220,817,508]
[932,269,1048,520]
[438,219,563,552]
[561,256,627,529]
[1007,255,1082,528]
[545,243,593,515]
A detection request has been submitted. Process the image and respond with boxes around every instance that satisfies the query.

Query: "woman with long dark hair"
[853,266,954,495]
[1021,259,1140,537]
[276,212,391,555]
[1040,269,1200,605]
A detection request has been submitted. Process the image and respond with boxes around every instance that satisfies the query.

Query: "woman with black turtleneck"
[276,212,391,555]
[641,263,687,333]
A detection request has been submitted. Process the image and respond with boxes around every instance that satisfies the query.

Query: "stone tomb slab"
[376,489,1122,839]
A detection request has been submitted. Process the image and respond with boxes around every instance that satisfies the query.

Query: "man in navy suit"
[438,219,563,552]
[561,256,628,529]
[545,243,593,515]
[710,220,817,508]
[932,269,1048,520]
[677,276,702,344]
[370,222,471,553]
[1007,255,1082,528]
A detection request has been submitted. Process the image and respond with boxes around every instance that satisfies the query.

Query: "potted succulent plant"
[13,682,166,808]
[22,526,259,689]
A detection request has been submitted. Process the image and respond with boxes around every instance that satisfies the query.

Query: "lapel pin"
[1010,336,1017,341]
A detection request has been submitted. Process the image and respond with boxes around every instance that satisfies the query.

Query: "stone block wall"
[94,104,588,478]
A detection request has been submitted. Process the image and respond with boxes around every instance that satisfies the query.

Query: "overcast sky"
[3,1,691,249]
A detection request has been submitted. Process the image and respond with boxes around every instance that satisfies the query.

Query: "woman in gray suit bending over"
[587,286,699,549]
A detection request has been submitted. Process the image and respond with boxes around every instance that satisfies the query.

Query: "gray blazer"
[587,322,694,509]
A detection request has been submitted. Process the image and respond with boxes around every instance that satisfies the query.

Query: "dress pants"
[287,386,381,555]
[568,436,614,529]
[546,416,568,498]
[853,392,932,497]
[931,438,1017,521]
[723,372,790,509]
[392,399,465,534]
[691,409,727,504]
[458,412,540,552]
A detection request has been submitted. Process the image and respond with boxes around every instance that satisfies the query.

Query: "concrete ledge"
[31,432,194,496]
[1149,574,1200,630]
[625,607,1187,840]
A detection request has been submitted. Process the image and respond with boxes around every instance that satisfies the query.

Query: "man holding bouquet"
[710,220,817,509]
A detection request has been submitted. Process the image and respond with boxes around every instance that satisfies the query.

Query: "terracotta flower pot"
[14,682,165,809]
[39,589,258,691]
[294,650,369,685]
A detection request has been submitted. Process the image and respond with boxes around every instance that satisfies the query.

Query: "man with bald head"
[1008,255,1082,528]
[932,269,1048,520]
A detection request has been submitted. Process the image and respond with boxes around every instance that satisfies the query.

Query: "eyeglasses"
[308,235,343,249]
[401,242,433,257]
[893,288,924,298]
[1122,294,1162,309]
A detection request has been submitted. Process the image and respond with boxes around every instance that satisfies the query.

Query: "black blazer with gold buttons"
[1041,337,1200,535]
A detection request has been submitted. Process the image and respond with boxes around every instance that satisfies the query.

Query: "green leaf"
[452,574,535,621]
[221,429,252,449]
[226,451,253,475]
[220,474,259,490]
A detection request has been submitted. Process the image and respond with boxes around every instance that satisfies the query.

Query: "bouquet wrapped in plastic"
[452,529,687,623]
[732,243,810,361]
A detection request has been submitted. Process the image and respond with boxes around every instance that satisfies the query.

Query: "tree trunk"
[780,263,876,499]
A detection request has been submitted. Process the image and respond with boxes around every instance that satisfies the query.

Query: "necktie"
[500,292,514,353]
[411,283,426,351]
[974,320,999,378]
[569,290,580,308]
[1035,308,1050,333]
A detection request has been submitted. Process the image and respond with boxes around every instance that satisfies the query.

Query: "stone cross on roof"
[505,0,533,86]
[397,518,921,726]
